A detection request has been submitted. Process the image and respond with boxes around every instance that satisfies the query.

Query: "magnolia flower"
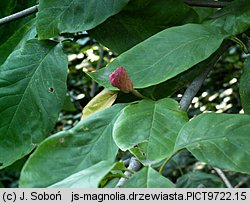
[109,66,133,93]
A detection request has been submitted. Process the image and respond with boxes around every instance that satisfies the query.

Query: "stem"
[116,157,141,187]
[184,0,228,8]
[180,41,233,111]
[229,36,249,54]
[159,150,180,175]
[131,89,147,99]
[214,167,233,188]
[0,5,38,26]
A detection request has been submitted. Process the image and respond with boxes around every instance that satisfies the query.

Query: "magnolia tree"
[0,0,250,188]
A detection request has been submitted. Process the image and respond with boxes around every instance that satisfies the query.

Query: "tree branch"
[184,0,228,8]
[0,5,38,26]
[180,41,233,111]
[214,167,233,188]
[116,157,141,187]
[180,41,234,188]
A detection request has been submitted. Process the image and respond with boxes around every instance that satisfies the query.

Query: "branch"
[180,41,233,111]
[214,167,233,188]
[0,5,38,26]
[116,157,141,187]
[184,0,228,8]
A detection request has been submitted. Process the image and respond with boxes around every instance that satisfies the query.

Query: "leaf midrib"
[5,45,55,136]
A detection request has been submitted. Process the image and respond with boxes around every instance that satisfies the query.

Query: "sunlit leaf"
[175,113,250,173]
[113,98,188,164]
[19,104,126,187]
[89,24,228,89]
[122,167,174,188]
[81,89,118,120]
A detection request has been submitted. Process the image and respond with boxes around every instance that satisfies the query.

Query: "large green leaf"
[113,99,188,164]
[207,0,250,35]
[36,0,129,39]
[176,171,224,188]
[89,23,228,89]
[122,167,174,188]
[49,161,115,188]
[240,57,250,114]
[88,0,198,54]
[0,39,68,168]
[140,41,229,99]
[0,19,36,65]
[19,104,126,187]
[175,113,250,173]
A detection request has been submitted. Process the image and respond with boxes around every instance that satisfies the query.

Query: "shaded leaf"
[176,171,224,188]
[0,19,36,65]
[194,7,217,23]
[89,24,228,89]
[175,113,250,173]
[122,167,174,188]
[49,161,115,188]
[19,104,126,187]
[81,89,118,120]
[240,57,250,114]
[62,95,77,112]
[0,0,36,46]
[113,99,188,164]
[88,0,198,54]
[0,1,37,65]
[207,0,250,35]
[0,39,67,168]
[37,0,129,39]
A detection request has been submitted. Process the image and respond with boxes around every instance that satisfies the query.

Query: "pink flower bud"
[109,66,133,93]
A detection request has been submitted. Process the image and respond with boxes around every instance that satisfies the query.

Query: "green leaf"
[36,0,129,39]
[194,7,217,23]
[113,99,188,164]
[176,171,224,188]
[0,19,36,65]
[49,161,115,188]
[140,43,227,100]
[19,104,126,187]
[89,23,228,89]
[122,167,174,188]
[88,0,198,54]
[207,0,250,35]
[0,0,37,65]
[240,57,250,114]
[0,0,36,46]
[175,113,250,174]
[61,95,77,112]
[0,39,68,168]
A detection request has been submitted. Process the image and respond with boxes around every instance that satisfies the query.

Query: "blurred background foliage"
[1,31,250,188]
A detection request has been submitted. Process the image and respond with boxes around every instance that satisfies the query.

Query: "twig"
[180,41,233,111]
[234,176,250,188]
[184,0,228,8]
[0,5,38,26]
[116,157,142,187]
[90,46,104,97]
[214,167,233,188]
